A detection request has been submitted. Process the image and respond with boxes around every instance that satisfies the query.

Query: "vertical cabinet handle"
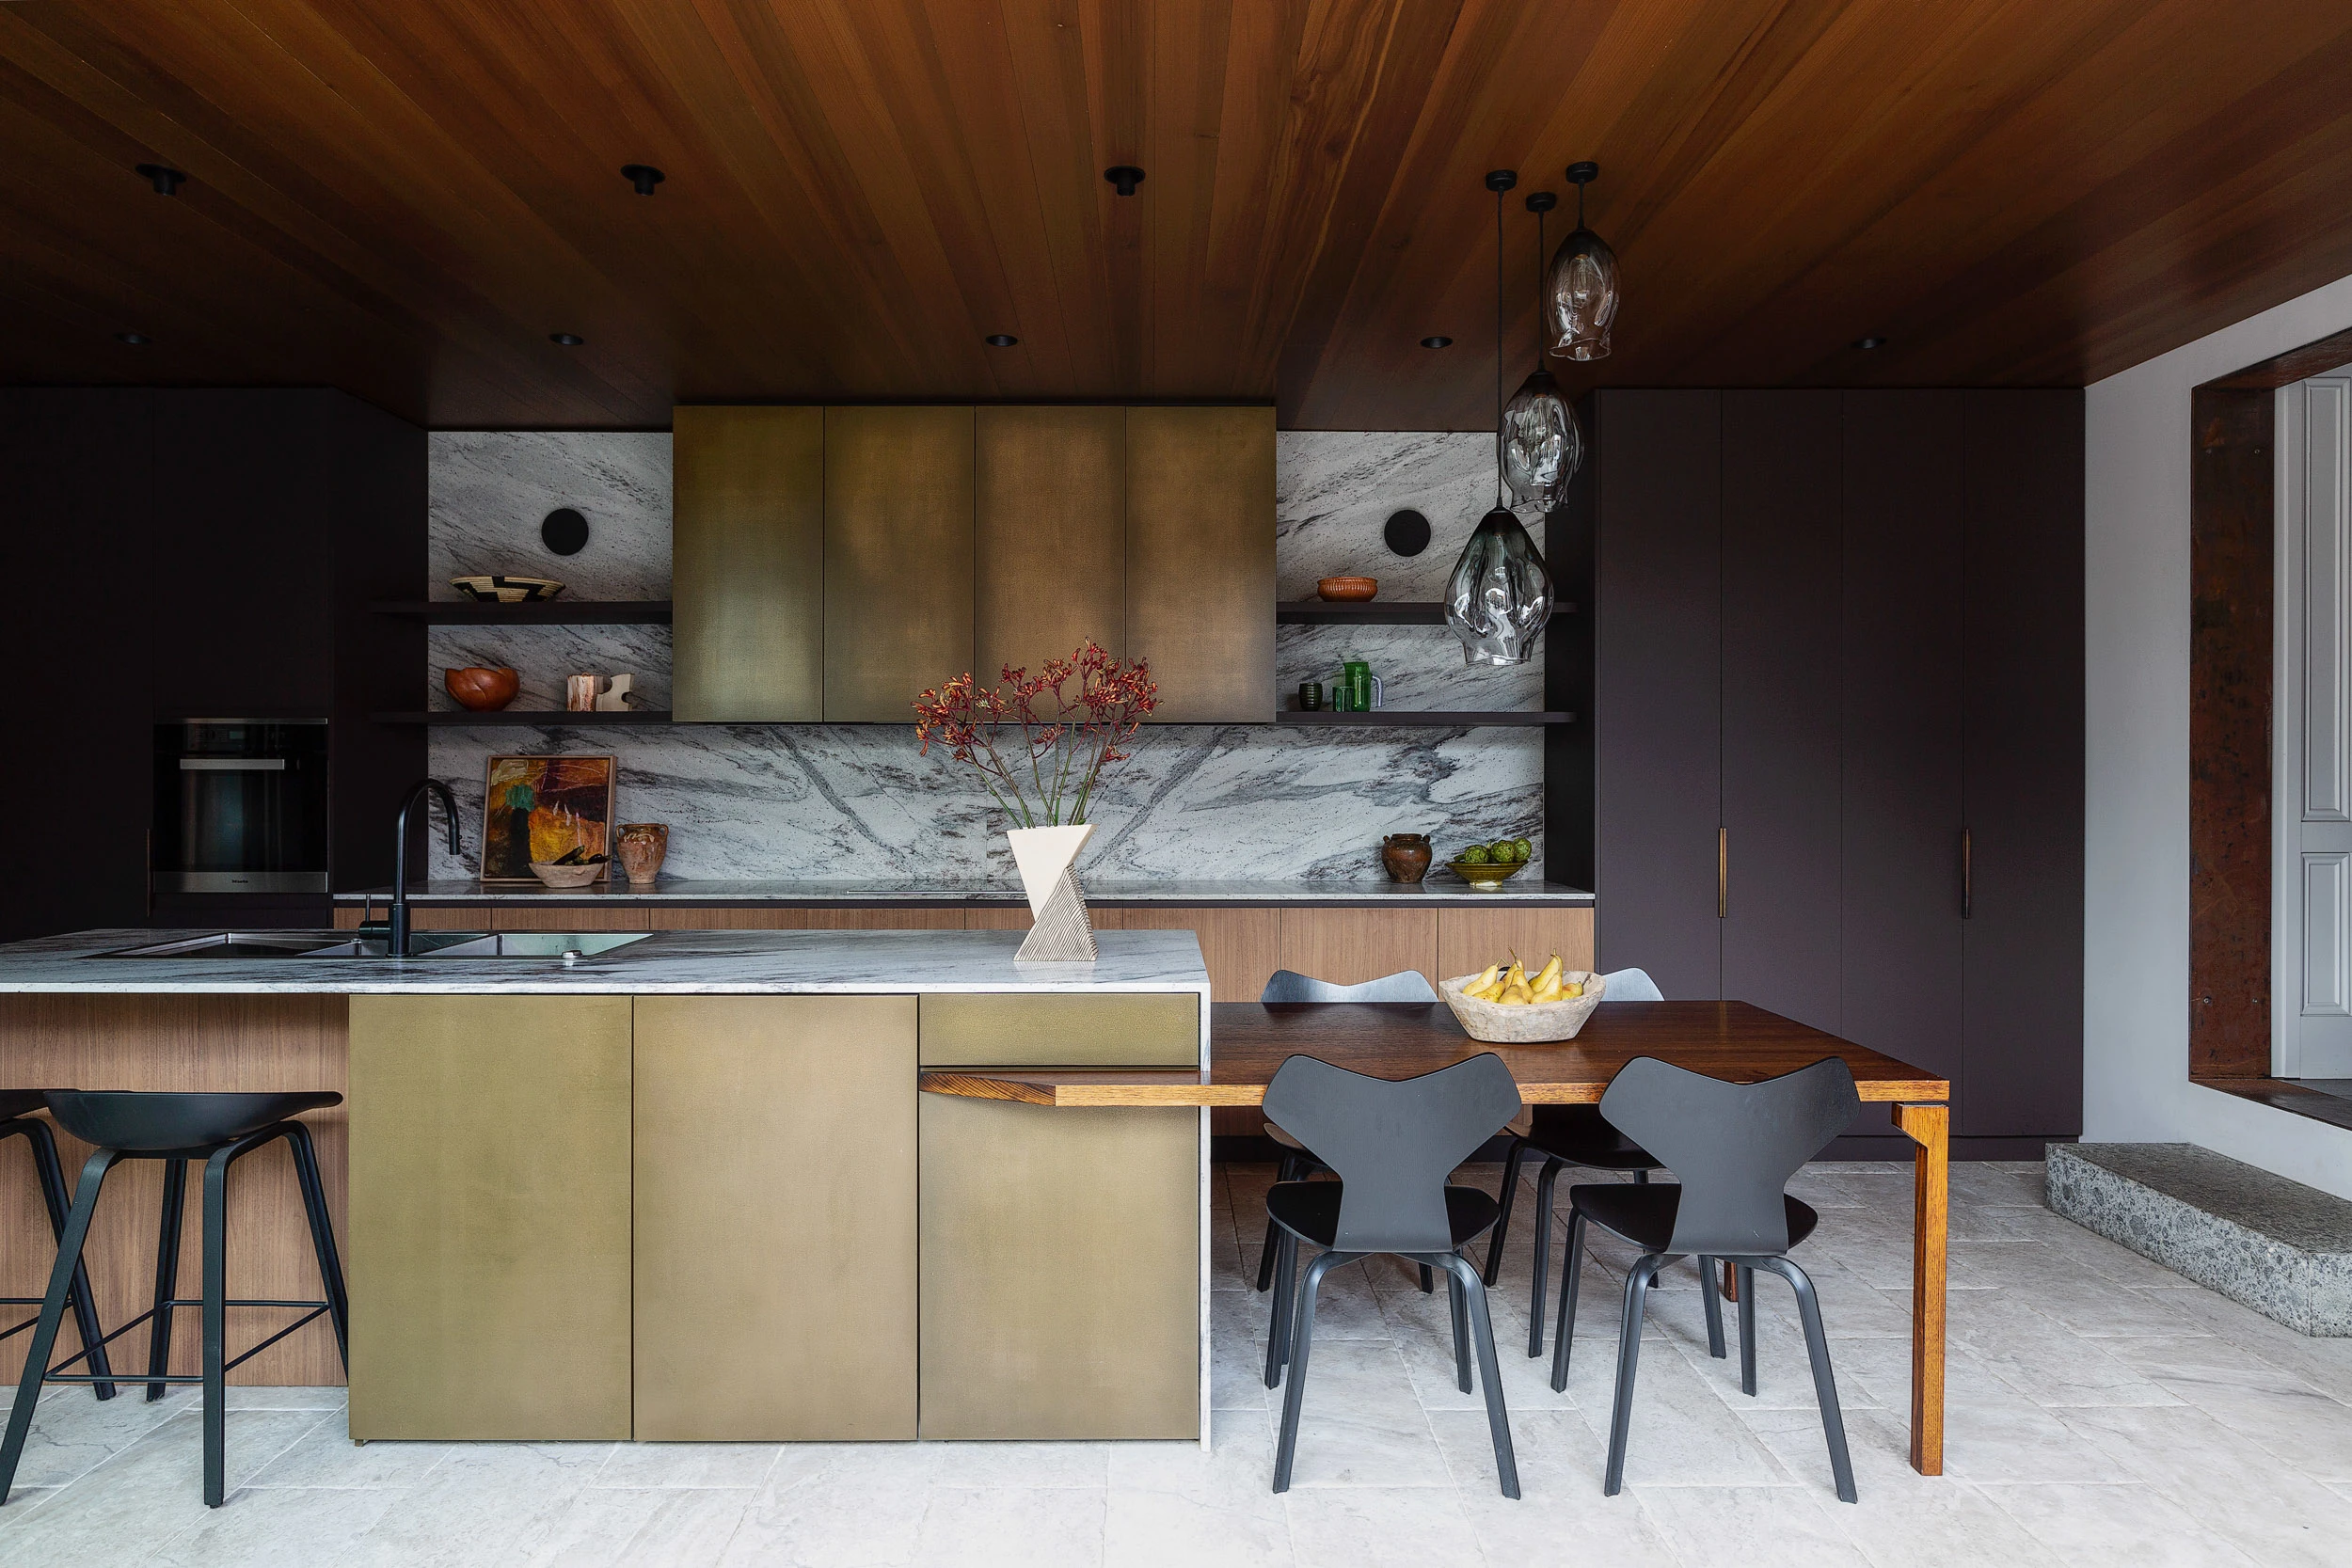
[1718,826,1728,919]
[1961,827,1973,920]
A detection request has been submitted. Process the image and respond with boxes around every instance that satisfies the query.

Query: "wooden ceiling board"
[5,0,2352,428]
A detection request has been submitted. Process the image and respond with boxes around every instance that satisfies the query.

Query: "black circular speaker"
[542,507,590,556]
[1384,509,1432,557]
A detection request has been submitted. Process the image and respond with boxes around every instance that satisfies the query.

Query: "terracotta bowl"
[444,666,519,711]
[1316,576,1379,602]
[530,860,607,888]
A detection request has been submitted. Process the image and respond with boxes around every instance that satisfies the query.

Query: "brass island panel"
[346,995,634,1439]
[633,995,919,1439]
[673,404,825,721]
[918,1093,1200,1439]
[917,991,1199,1068]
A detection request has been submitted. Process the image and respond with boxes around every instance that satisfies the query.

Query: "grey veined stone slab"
[2046,1143,2352,1335]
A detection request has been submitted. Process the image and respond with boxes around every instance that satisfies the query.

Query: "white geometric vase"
[1007,823,1098,962]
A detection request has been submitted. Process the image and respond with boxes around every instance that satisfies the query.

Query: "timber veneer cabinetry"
[1576,388,2083,1149]
[671,404,1273,723]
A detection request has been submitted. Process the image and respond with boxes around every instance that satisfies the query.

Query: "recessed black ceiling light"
[621,164,665,196]
[1421,336,1453,348]
[135,163,185,196]
[984,334,1018,347]
[116,331,150,345]
[1104,165,1145,197]
[1854,335,1887,350]
[548,332,584,346]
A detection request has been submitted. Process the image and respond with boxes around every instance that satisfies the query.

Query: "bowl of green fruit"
[1449,837,1534,889]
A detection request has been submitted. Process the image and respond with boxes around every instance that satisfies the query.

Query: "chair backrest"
[1598,967,1663,1002]
[1260,968,1438,1004]
[1262,1052,1521,1253]
[1597,1055,1859,1255]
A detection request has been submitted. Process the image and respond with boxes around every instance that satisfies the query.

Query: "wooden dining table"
[920,998,1953,1476]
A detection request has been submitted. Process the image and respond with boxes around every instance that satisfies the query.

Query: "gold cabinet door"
[632,995,919,1439]
[346,995,633,1439]
[1126,405,1275,721]
[672,405,826,721]
[918,1094,1200,1440]
[975,405,1125,674]
[824,405,975,721]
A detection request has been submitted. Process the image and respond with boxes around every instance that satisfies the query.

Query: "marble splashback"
[424,428,1551,881]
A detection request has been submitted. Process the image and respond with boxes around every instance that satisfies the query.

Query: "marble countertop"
[0,928,1213,997]
[332,878,1595,907]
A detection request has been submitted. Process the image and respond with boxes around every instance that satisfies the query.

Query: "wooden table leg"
[1894,1101,1947,1476]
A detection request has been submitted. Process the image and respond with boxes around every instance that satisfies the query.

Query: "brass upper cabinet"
[824,406,975,721]
[672,405,824,721]
[975,405,1124,675]
[1126,405,1276,721]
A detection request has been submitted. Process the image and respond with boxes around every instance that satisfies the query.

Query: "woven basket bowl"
[1438,970,1606,1043]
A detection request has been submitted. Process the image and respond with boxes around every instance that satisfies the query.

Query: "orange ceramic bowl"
[1317,577,1379,602]
[444,666,519,711]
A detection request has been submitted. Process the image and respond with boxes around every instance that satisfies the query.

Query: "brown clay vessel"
[1381,832,1433,883]
[444,667,519,711]
[1317,576,1379,602]
[616,823,669,887]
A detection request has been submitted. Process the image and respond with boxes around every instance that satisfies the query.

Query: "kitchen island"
[0,927,1213,1446]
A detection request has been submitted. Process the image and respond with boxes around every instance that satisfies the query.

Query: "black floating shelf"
[1278,599,1446,625]
[373,710,675,726]
[1276,710,1575,728]
[370,600,674,625]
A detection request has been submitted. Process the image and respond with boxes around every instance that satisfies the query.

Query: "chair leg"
[1525,1158,1565,1357]
[1738,1264,1756,1397]
[1418,1263,1435,1294]
[200,1147,235,1508]
[1698,1254,1725,1359]
[1633,1168,1650,1184]
[1263,1229,1296,1388]
[1272,1250,1345,1494]
[19,1119,116,1401]
[0,1148,117,1506]
[1483,1138,1531,1286]
[1549,1211,1587,1391]
[147,1158,187,1402]
[1603,1255,1661,1496]
[284,1123,349,1370]
[1256,1155,1303,1293]
[1442,1252,1520,1499]
[1447,1262,1470,1393]
[1760,1257,1855,1503]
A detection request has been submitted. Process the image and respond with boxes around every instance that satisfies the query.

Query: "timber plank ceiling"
[5,0,2352,429]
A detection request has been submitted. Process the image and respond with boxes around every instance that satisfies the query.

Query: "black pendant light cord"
[1534,207,1547,358]
[1495,182,1505,508]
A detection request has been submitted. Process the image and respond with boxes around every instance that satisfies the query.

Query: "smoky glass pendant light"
[1447,170,1555,668]
[1502,190,1582,512]
[1544,162,1618,361]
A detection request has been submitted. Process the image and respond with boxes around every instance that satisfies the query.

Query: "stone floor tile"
[1267,1339,1448,1489]
[1565,1341,1791,1488]
[1949,1291,2183,1407]
[606,1487,757,1565]
[718,1473,925,1567]
[1629,1483,1871,1568]
[594,1442,782,1489]
[1450,1484,1678,1566]
[1980,1481,2263,1567]
[2058,1402,2352,1568]
[913,1484,1105,1568]
[243,1418,452,1488]
[149,1483,403,1568]
[1281,1484,1486,1568]
[220,1386,347,1412]
[0,1386,198,1489]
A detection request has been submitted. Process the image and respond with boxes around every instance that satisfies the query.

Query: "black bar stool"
[0,1090,116,1401]
[0,1091,349,1509]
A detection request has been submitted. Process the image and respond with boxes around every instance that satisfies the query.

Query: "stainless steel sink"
[98,931,653,960]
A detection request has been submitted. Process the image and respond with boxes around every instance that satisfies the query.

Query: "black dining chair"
[1479,968,1730,1360]
[1549,1055,1861,1502]
[1260,1051,1523,1497]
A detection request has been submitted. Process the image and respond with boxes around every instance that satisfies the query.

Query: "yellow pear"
[1563,980,1584,998]
[1468,963,1501,993]
[1531,955,1563,992]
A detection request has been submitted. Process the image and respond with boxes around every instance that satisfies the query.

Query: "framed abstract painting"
[480,754,617,882]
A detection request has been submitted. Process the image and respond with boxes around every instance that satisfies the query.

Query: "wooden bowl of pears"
[1439,956,1605,1043]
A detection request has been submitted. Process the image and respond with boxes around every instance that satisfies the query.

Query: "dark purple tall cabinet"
[1564,388,2083,1153]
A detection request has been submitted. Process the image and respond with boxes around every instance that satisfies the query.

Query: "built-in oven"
[152,720,330,894]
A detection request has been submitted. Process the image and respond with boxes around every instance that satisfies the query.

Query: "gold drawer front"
[917,993,1200,1068]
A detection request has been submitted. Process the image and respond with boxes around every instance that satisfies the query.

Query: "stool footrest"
[47,1300,331,1377]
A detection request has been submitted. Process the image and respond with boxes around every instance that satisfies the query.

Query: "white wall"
[2088,272,2352,1198]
